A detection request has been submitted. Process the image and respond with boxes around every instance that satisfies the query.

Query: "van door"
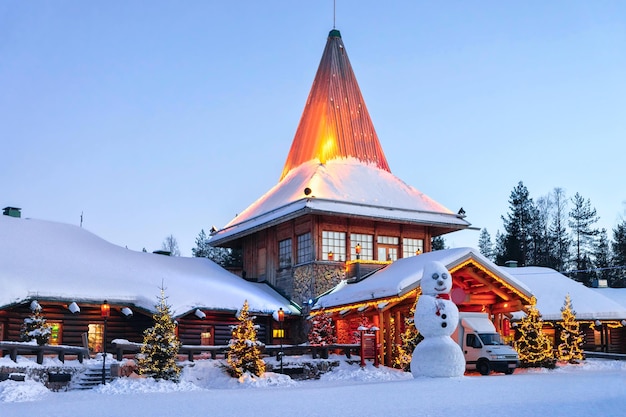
[464,332,483,368]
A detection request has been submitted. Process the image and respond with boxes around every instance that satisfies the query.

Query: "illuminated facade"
[210,29,470,309]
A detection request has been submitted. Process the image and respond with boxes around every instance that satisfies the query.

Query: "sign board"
[360,333,379,367]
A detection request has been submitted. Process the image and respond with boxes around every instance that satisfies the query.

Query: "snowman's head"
[421,261,452,296]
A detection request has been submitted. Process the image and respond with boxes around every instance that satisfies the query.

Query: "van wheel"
[477,360,490,376]
[504,368,514,375]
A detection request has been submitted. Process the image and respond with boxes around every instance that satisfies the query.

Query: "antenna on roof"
[333,0,336,29]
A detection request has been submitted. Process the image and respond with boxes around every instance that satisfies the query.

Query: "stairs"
[70,361,112,390]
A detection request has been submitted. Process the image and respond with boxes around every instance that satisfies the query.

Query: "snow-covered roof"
[0,215,299,317]
[211,159,470,245]
[314,247,531,309]
[503,266,626,321]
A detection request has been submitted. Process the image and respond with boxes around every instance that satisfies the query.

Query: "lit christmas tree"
[308,310,337,346]
[20,301,51,346]
[227,300,266,378]
[514,298,555,368]
[351,314,371,344]
[393,293,423,371]
[137,287,182,382]
[556,294,584,364]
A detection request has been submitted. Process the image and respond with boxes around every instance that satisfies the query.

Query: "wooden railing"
[0,341,90,364]
[111,339,360,362]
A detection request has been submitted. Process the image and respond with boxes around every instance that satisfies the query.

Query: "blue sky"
[1,1,625,256]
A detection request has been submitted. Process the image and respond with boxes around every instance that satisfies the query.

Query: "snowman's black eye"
[432,273,439,280]
[442,273,448,280]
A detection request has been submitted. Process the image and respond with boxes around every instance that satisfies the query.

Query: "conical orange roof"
[280,29,390,180]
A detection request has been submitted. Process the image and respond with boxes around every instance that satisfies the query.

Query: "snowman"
[410,260,465,378]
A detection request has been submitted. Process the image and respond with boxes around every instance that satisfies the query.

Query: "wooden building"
[209,29,471,312]
[0,212,299,355]
[313,248,535,366]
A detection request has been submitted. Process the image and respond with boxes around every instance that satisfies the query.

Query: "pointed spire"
[280,30,390,180]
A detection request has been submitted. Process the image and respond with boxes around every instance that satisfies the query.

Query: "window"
[49,322,62,345]
[278,238,292,268]
[0,323,4,341]
[378,236,399,261]
[322,231,346,261]
[351,234,373,260]
[297,233,312,264]
[403,238,424,258]
[88,323,104,353]
[201,326,214,345]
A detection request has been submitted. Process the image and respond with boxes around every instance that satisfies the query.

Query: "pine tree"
[137,287,182,381]
[431,236,446,251]
[308,310,336,346]
[227,300,265,378]
[20,303,51,346]
[556,294,584,364]
[514,300,555,368]
[192,229,241,268]
[611,220,626,288]
[497,181,537,266]
[593,229,612,286]
[478,228,494,261]
[568,192,599,286]
[392,294,423,371]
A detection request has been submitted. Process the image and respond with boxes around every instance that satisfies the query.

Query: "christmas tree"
[20,301,51,346]
[556,294,584,364]
[514,299,555,368]
[137,287,182,381]
[227,300,266,378]
[351,314,371,344]
[393,294,423,371]
[308,310,337,346]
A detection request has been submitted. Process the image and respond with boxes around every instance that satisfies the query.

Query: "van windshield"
[478,333,503,345]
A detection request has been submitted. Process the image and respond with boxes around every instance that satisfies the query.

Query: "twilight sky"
[1,1,625,256]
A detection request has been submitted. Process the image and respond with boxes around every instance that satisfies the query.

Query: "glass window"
[403,238,424,258]
[201,326,214,346]
[49,322,62,345]
[351,234,373,260]
[88,323,104,353]
[278,238,292,268]
[297,233,312,264]
[322,231,346,261]
[377,236,399,261]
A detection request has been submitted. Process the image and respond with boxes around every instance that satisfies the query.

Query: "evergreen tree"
[137,287,182,381]
[431,236,446,251]
[478,228,494,261]
[308,310,336,346]
[549,187,570,272]
[556,294,584,364]
[393,294,423,371]
[568,193,599,286]
[161,234,181,256]
[514,300,555,368]
[227,300,265,378]
[20,302,51,346]
[494,231,506,265]
[192,229,241,268]
[531,195,552,267]
[497,181,536,266]
[612,220,626,288]
[593,229,612,286]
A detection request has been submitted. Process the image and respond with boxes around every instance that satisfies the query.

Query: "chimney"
[3,207,21,218]
[504,260,518,268]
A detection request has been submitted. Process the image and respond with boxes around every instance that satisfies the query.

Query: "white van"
[453,312,519,375]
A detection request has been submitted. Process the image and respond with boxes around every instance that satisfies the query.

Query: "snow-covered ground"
[1,356,626,417]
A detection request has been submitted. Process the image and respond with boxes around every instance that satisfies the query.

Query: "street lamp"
[277,307,285,374]
[355,243,361,280]
[101,300,110,385]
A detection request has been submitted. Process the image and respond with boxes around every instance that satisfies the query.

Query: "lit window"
[49,322,62,345]
[201,326,214,345]
[351,234,373,260]
[88,323,104,353]
[297,233,312,264]
[403,238,424,258]
[278,238,292,268]
[322,231,346,261]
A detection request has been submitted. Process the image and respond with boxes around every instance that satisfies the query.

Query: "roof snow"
[0,215,298,317]
[211,159,470,245]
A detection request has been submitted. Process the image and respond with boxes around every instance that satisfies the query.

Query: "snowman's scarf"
[434,293,450,316]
